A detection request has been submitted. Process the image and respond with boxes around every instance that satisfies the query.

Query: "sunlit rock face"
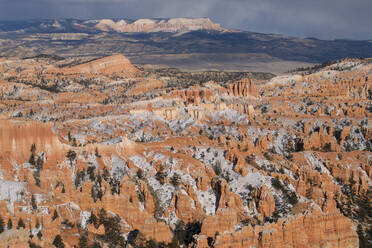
[0,56,370,247]
[95,18,223,33]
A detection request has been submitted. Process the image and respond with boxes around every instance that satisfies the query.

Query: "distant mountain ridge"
[95,18,223,33]
[1,18,372,73]
[0,18,223,34]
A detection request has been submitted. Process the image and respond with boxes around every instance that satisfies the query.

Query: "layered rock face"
[228,78,258,98]
[62,54,140,76]
[0,56,370,247]
[201,211,358,248]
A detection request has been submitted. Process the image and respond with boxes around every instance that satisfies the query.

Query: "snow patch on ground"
[74,133,86,144]
[0,164,3,180]
[169,117,194,133]
[80,211,91,229]
[146,176,175,221]
[110,155,128,181]
[130,155,156,174]
[304,152,331,175]
[33,193,45,205]
[31,225,42,236]
[164,208,179,228]
[0,180,25,213]
[212,110,246,124]
[270,129,294,155]
[169,169,197,192]
[79,153,99,169]
[152,153,166,163]
[101,137,122,145]
[134,184,145,211]
[197,188,216,216]
[193,147,269,214]
[231,172,269,193]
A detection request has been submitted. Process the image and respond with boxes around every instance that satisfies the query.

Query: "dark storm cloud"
[0,0,371,40]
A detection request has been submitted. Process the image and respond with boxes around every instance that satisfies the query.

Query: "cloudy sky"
[0,0,371,40]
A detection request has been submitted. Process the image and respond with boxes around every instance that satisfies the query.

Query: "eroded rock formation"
[0,56,370,247]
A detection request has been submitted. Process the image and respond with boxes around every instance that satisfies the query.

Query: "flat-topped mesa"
[95,17,223,33]
[62,54,140,76]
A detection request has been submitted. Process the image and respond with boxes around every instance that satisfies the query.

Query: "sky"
[0,0,371,40]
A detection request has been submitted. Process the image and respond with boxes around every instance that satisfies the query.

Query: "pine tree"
[78,232,88,248]
[17,218,25,229]
[95,147,101,158]
[37,230,42,240]
[29,144,36,165]
[52,210,59,221]
[66,150,77,165]
[7,218,12,229]
[33,170,41,187]
[31,195,37,210]
[136,168,144,179]
[52,234,65,248]
[89,212,98,228]
[68,131,72,142]
[155,166,167,185]
[36,156,44,171]
[90,241,101,248]
[35,218,40,229]
[74,177,80,189]
[29,153,35,165]
[30,143,36,154]
[0,216,4,233]
[170,173,181,187]
[28,241,41,248]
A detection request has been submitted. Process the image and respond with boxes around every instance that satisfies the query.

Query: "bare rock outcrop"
[228,78,258,98]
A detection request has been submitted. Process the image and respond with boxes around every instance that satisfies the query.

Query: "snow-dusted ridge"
[94,17,223,33]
